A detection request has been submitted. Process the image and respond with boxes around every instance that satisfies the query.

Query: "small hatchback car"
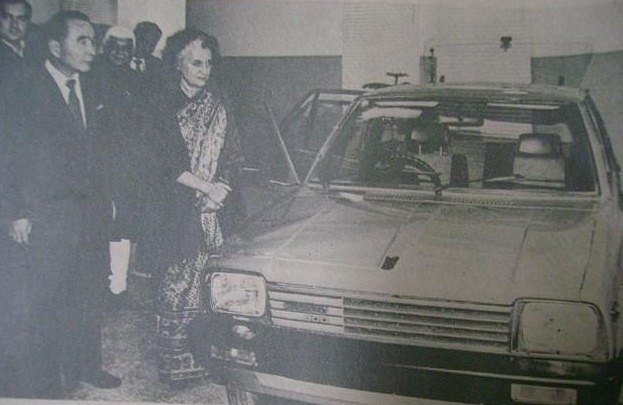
[197,83,623,405]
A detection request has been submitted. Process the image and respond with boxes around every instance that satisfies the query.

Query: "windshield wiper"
[483,175,565,190]
[483,175,521,183]
[400,158,445,197]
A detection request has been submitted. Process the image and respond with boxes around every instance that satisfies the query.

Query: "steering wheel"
[367,148,441,188]
[394,154,437,175]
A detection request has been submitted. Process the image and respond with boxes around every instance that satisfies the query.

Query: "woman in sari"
[136,28,244,385]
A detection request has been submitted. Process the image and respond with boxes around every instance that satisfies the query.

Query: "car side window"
[585,97,622,197]
[585,98,619,172]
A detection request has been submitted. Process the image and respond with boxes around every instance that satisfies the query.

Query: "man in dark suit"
[6,10,121,398]
[0,0,43,87]
[131,21,163,79]
[90,25,143,299]
[0,84,34,399]
[0,0,37,397]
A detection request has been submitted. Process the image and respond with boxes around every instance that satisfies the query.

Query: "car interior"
[321,100,596,193]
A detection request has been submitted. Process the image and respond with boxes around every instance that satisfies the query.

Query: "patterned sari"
[156,88,228,384]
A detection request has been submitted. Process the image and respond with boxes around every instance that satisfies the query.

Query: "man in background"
[0,0,46,86]
[0,73,33,400]
[0,0,34,85]
[131,21,162,79]
[91,26,143,300]
[0,0,41,397]
[94,25,138,94]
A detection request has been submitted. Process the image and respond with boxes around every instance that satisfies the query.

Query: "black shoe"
[81,370,121,389]
[106,291,130,312]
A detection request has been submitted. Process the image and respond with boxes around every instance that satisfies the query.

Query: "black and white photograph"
[1,0,622,404]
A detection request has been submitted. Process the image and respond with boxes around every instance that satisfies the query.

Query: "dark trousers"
[22,204,110,398]
[0,235,35,398]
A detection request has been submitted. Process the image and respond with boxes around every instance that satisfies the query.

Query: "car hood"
[220,189,599,305]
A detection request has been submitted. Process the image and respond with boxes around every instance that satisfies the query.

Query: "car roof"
[363,82,588,103]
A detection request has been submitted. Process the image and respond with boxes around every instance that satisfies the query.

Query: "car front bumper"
[196,314,622,405]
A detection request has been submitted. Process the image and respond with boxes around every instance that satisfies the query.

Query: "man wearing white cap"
[91,26,142,303]
[101,25,134,70]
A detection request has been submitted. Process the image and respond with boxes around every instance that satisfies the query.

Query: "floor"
[66,273,229,405]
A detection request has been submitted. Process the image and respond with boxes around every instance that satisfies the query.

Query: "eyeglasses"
[1,12,29,24]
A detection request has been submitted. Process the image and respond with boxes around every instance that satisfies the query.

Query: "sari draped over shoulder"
[157,86,239,384]
[177,88,228,249]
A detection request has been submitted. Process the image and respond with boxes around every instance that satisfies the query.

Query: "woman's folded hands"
[201,181,232,212]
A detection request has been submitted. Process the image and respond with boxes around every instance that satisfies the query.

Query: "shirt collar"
[1,38,24,57]
[44,60,87,128]
[131,57,146,71]
[45,59,80,90]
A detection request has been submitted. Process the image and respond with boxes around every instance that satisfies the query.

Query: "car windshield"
[280,90,361,177]
[311,96,597,194]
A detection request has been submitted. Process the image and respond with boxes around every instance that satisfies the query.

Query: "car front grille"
[268,286,512,353]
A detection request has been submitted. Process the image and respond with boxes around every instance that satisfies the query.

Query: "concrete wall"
[29,0,61,24]
[61,0,117,25]
[187,0,623,160]
[342,2,420,89]
[422,0,623,56]
[187,0,344,147]
[525,0,623,56]
[187,0,623,87]
[220,56,342,167]
[186,0,342,57]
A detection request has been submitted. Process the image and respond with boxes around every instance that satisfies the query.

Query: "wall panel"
[187,0,342,57]
[30,0,61,24]
[531,54,593,87]
[61,0,116,25]
[219,56,342,167]
[342,2,419,89]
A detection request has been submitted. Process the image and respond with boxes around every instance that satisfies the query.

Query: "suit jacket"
[0,41,24,88]
[7,65,114,241]
[4,65,116,309]
[132,54,162,78]
[90,60,145,239]
[0,40,43,90]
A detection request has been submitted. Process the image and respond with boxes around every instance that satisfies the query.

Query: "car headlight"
[514,300,607,360]
[210,272,267,317]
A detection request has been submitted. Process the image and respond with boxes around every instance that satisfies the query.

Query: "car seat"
[512,133,566,189]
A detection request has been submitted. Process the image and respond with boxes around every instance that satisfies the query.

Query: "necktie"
[66,79,84,128]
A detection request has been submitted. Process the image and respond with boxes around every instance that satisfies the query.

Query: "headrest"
[410,126,434,143]
[517,133,562,157]
[513,133,565,187]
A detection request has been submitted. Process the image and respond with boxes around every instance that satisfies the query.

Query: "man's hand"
[9,218,32,245]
